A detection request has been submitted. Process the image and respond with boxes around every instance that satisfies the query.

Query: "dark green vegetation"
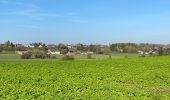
[0,57,170,99]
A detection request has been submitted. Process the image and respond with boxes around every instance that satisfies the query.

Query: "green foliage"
[61,55,75,60]
[0,57,170,99]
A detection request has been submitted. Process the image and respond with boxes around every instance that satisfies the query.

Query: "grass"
[0,52,138,60]
[0,54,20,59]
[0,56,169,99]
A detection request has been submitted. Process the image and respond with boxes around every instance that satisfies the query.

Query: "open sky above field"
[0,0,170,44]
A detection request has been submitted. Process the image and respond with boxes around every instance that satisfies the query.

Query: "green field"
[0,57,170,99]
[0,52,138,60]
[0,54,20,59]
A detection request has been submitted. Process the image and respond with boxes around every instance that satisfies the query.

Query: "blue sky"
[0,0,170,44]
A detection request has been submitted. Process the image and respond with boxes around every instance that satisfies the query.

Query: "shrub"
[21,52,32,59]
[87,53,92,59]
[61,55,74,61]
[109,55,112,59]
[0,46,3,52]
[33,49,47,59]
[139,55,145,57]
[50,55,57,59]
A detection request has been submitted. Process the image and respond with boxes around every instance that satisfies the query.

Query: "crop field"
[0,57,170,99]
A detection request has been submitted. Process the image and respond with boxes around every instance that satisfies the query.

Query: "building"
[47,50,60,55]
[24,45,35,48]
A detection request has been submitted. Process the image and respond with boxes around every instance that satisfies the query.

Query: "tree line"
[1,41,170,56]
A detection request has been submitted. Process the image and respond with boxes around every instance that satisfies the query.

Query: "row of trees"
[0,41,15,51]
[1,41,170,56]
[0,41,48,52]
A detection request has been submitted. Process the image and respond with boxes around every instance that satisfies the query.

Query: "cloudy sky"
[0,0,170,44]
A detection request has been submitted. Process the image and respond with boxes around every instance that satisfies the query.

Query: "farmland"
[0,57,170,99]
[0,52,138,60]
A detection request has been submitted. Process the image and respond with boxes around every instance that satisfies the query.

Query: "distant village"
[1,41,170,59]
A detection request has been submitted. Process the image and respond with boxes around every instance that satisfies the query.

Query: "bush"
[33,49,47,59]
[46,54,57,59]
[61,55,74,61]
[139,55,145,57]
[87,53,92,59]
[50,55,57,59]
[21,52,32,59]
[109,55,112,59]
[0,46,3,52]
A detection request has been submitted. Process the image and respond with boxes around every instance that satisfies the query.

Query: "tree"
[164,48,170,55]
[5,40,10,47]
[0,46,3,52]
[3,41,15,51]
[10,43,15,47]
[158,46,163,56]
[95,45,103,54]
[31,42,41,48]
[76,43,85,51]
[110,44,117,51]
[58,44,69,54]
[123,46,138,53]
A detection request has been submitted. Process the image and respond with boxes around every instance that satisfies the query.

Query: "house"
[47,50,60,55]
[137,50,144,55]
[67,50,75,55]
[39,45,43,48]
[67,45,74,49]
[138,48,158,56]
[148,49,158,55]
[24,44,35,48]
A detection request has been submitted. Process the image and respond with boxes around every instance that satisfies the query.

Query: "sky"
[0,0,170,44]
